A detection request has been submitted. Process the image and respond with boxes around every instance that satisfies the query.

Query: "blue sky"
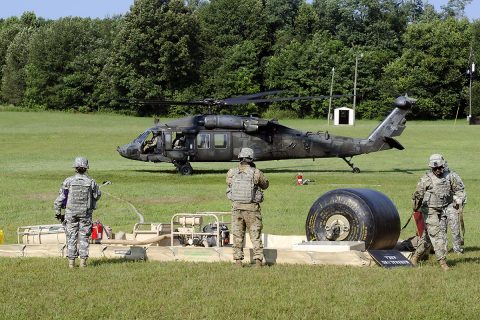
[0,0,479,20]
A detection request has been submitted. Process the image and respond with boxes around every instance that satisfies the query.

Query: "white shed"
[333,107,355,125]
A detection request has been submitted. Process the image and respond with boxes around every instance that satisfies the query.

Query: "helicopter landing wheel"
[179,163,193,175]
[342,157,360,173]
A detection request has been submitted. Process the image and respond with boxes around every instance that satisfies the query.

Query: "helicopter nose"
[116,145,128,158]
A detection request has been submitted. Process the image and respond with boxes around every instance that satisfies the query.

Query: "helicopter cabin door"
[195,132,232,161]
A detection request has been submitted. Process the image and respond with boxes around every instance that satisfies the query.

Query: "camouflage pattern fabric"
[54,172,101,260]
[232,209,264,261]
[54,173,101,216]
[445,169,466,251]
[411,169,464,261]
[227,162,269,261]
[415,208,448,261]
[446,204,463,252]
[65,214,92,259]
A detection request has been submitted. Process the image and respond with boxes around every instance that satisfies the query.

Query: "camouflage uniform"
[54,159,101,262]
[412,164,464,263]
[226,159,269,263]
[444,167,466,253]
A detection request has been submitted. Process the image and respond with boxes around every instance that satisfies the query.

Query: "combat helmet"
[72,156,89,169]
[428,154,445,168]
[238,148,254,161]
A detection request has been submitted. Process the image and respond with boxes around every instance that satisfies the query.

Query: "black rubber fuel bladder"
[305,188,400,249]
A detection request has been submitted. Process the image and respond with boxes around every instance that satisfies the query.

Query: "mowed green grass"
[1,110,480,319]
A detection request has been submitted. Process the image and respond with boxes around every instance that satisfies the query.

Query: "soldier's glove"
[55,212,64,222]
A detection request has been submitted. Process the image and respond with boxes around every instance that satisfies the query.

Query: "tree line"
[1,0,479,119]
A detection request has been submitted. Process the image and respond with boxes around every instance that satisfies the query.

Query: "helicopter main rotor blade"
[115,92,353,108]
[221,90,286,104]
[223,94,353,105]
[120,99,214,106]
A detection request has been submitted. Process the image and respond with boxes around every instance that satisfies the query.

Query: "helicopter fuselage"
[117,95,410,175]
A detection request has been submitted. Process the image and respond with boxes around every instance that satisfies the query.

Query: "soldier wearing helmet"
[410,154,465,270]
[54,157,101,268]
[226,147,269,267]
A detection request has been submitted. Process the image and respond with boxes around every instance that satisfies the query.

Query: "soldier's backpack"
[229,167,256,203]
[66,176,94,212]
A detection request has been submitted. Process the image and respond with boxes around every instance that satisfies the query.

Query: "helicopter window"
[173,133,186,149]
[164,133,172,147]
[142,131,160,153]
[134,130,151,143]
[197,133,210,149]
[214,133,227,148]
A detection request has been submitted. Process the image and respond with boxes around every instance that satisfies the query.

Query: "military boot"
[235,260,242,267]
[439,259,449,271]
[410,254,419,266]
[79,258,87,268]
[255,259,263,268]
[68,259,76,269]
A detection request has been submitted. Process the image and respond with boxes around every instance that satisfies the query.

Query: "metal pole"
[469,63,475,119]
[353,56,358,113]
[353,54,362,125]
[328,67,335,126]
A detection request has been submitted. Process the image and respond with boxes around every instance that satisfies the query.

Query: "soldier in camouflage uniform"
[410,154,465,270]
[226,148,269,267]
[54,157,101,268]
[444,160,467,253]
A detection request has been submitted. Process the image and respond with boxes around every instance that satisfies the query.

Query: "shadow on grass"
[463,246,480,253]
[89,258,145,267]
[450,257,480,266]
[133,167,426,175]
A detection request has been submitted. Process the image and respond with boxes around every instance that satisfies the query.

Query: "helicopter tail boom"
[363,95,412,152]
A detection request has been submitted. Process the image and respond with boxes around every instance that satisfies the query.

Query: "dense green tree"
[467,20,480,116]
[0,0,477,119]
[0,18,22,101]
[264,32,350,117]
[0,12,45,103]
[382,18,471,119]
[313,0,409,51]
[64,18,120,111]
[197,0,268,97]
[400,0,425,23]
[99,0,201,114]
[292,2,320,42]
[24,18,113,109]
[213,40,261,113]
[1,29,32,104]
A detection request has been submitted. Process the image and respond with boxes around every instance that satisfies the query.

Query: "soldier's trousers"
[232,209,263,261]
[446,206,463,252]
[414,208,447,261]
[65,213,92,260]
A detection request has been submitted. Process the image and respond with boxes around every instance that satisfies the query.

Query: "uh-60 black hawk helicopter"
[117,91,414,175]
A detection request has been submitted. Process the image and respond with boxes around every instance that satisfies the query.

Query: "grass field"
[1,109,479,319]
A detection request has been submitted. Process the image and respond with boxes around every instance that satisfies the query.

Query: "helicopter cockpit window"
[197,133,210,149]
[134,130,151,144]
[214,133,227,148]
[142,131,160,153]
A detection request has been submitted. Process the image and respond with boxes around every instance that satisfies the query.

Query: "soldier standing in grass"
[443,159,467,253]
[54,157,101,268]
[226,148,269,267]
[410,154,465,270]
